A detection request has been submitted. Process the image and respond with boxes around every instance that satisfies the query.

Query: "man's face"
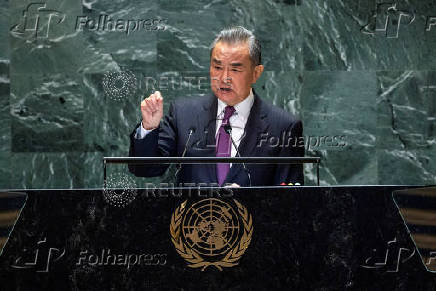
[210,41,263,106]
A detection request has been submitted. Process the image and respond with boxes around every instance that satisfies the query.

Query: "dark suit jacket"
[128,91,304,186]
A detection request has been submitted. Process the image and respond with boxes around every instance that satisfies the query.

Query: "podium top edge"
[103,156,321,164]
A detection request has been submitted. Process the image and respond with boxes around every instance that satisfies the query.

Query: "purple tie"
[216,106,235,186]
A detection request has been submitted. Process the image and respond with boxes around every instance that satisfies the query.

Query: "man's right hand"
[141,91,164,130]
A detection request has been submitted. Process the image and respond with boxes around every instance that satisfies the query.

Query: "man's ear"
[252,64,264,83]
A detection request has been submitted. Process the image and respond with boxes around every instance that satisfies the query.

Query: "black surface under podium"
[0,186,435,290]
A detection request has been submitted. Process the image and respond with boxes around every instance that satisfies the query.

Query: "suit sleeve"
[273,120,304,185]
[128,102,178,177]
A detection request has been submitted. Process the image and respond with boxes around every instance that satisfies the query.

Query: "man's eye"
[214,66,222,70]
[231,68,240,72]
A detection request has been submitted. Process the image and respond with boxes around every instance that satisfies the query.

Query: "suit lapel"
[224,91,270,184]
[195,94,218,183]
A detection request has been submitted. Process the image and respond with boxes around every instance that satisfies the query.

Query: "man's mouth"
[219,87,232,92]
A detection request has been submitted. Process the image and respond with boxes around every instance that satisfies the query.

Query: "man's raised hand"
[140,91,163,130]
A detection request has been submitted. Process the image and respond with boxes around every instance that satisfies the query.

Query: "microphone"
[223,124,252,187]
[182,127,195,157]
[175,127,195,180]
[199,117,219,149]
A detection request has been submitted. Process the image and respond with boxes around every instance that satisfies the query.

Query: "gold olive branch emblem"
[170,199,253,271]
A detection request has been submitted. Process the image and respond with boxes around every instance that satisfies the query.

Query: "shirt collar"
[216,88,254,121]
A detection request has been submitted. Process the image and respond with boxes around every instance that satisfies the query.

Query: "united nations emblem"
[170,198,253,271]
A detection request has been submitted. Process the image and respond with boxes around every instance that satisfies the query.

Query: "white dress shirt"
[215,89,254,159]
[135,89,255,163]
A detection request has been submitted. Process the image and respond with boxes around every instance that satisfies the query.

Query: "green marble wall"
[0,0,435,188]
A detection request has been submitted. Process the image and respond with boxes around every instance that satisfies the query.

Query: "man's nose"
[220,68,230,83]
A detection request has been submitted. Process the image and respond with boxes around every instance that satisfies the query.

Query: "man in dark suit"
[128,26,304,186]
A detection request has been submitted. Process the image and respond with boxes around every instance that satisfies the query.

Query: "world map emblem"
[170,198,253,271]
